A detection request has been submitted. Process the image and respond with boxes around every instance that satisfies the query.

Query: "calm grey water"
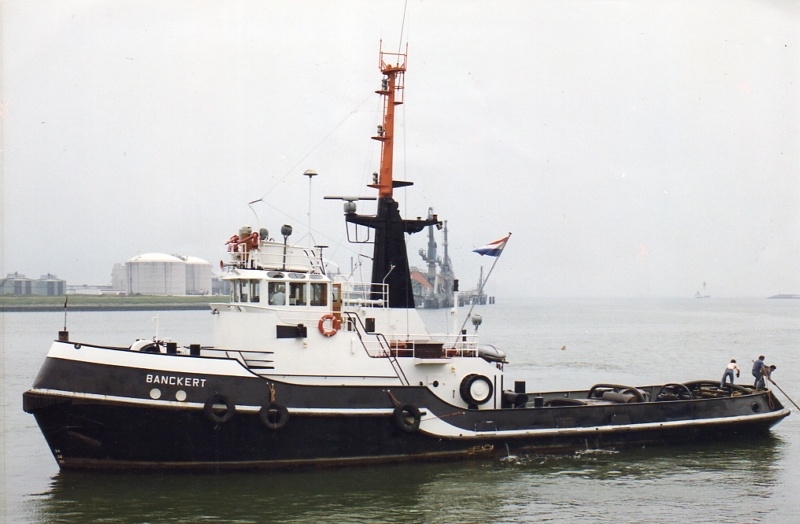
[2,298,799,523]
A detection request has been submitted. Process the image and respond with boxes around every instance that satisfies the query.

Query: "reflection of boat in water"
[24,43,789,472]
[410,209,455,309]
[695,282,711,298]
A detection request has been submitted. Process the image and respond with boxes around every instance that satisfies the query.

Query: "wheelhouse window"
[232,280,248,302]
[249,280,260,303]
[268,282,286,305]
[310,283,328,306]
[289,282,306,305]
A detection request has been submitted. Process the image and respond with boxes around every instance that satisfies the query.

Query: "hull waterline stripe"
[28,388,396,415]
[28,388,790,439]
[417,408,791,439]
[58,448,494,471]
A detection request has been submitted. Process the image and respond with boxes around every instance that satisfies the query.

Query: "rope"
[386,390,401,408]
[269,383,276,402]
[385,390,466,421]
[431,410,466,420]
[769,378,800,410]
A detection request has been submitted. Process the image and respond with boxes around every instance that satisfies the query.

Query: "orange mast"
[370,43,407,198]
[345,42,439,308]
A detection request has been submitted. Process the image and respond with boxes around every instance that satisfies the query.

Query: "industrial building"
[183,256,213,295]
[1,273,66,296]
[114,253,213,296]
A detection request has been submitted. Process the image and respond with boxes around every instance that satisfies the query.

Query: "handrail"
[341,311,409,386]
[339,281,389,308]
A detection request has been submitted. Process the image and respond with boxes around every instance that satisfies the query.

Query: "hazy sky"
[2,1,798,298]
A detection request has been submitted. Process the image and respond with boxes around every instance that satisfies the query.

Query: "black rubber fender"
[393,404,421,433]
[204,393,236,424]
[259,402,290,430]
[588,383,644,401]
[656,383,692,401]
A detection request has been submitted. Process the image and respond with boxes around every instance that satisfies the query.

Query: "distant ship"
[768,294,800,299]
[409,216,496,309]
[458,266,495,306]
[410,209,455,309]
[695,282,711,299]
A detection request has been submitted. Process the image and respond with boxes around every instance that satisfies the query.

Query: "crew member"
[752,356,766,389]
[720,359,740,388]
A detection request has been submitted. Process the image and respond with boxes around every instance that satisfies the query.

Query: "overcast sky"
[2,1,798,298]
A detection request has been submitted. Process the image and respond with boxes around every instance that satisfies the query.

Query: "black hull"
[24,384,789,471]
[25,399,788,472]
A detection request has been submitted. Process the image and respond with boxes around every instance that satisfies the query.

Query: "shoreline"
[2,304,216,312]
[1,296,227,312]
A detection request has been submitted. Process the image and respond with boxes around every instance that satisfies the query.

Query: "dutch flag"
[473,234,511,257]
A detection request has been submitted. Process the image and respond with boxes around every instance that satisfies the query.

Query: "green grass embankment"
[1,295,229,312]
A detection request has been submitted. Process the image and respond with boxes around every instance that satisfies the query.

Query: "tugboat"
[24,45,789,471]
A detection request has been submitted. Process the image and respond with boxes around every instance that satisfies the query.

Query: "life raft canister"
[318,314,340,337]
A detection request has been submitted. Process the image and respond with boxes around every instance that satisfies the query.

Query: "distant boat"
[768,294,800,299]
[695,282,711,299]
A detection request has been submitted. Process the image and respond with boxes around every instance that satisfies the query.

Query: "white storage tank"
[126,253,186,296]
[183,256,212,295]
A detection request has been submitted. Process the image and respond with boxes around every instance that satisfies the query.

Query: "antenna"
[248,198,263,228]
[304,169,318,242]
[59,295,69,341]
[398,0,409,54]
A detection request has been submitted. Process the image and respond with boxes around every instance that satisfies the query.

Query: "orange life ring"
[318,314,340,337]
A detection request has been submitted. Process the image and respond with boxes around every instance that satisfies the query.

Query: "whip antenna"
[59,295,69,341]
[398,0,409,55]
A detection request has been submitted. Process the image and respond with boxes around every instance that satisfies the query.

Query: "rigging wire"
[246,0,413,289]
[398,0,408,55]
[251,91,375,204]
[243,90,376,265]
[397,0,412,333]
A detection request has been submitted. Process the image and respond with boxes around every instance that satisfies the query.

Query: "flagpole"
[455,232,511,341]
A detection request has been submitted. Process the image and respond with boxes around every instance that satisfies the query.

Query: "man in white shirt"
[720,359,740,388]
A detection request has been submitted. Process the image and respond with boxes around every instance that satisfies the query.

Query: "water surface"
[3,298,798,522]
